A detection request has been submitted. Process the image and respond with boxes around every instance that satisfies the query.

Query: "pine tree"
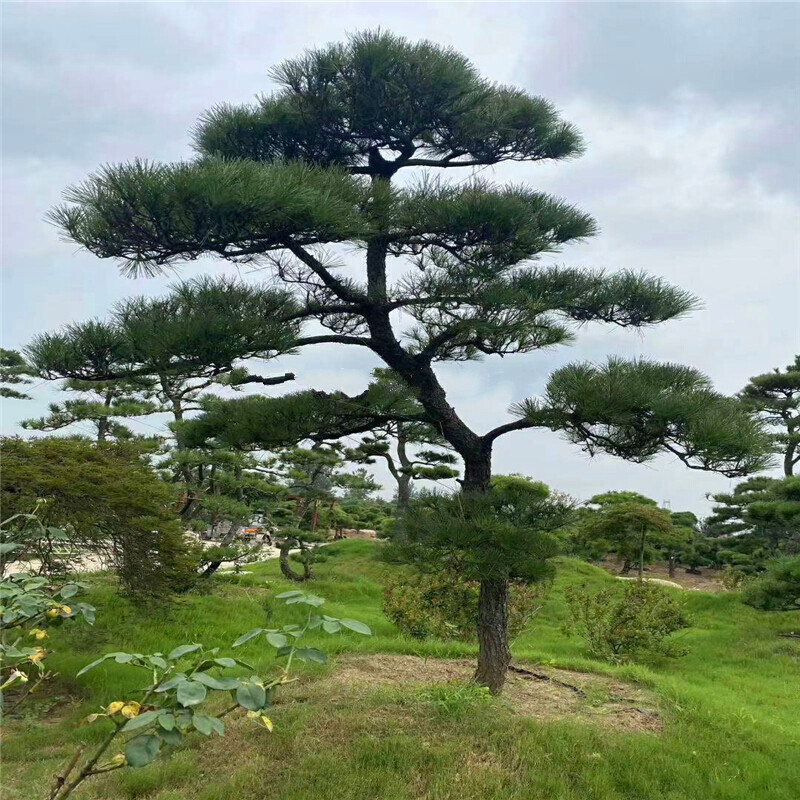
[47,31,770,693]
[0,349,35,400]
[707,476,800,559]
[21,377,159,443]
[739,355,800,476]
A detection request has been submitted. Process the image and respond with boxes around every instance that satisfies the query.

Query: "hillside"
[4,541,799,800]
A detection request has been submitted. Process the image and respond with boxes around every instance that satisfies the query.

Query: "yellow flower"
[29,628,48,640]
[121,702,141,719]
[45,608,60,619]
[61,605,72,615]
[86,713,105,724]
[110,753,127,766]
[107,701,125,715]
[28,649,46,664]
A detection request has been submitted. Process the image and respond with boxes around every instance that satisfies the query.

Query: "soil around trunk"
[329,654,663,734]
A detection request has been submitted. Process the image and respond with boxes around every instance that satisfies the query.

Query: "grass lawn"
[3,540,799,800]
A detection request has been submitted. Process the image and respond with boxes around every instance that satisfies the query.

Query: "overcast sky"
[2,2,799,514]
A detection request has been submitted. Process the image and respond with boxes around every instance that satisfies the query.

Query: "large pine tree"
[48,31,769,692]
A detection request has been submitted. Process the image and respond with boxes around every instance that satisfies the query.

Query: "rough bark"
[473,578,511,695]
[785,439,797,476]
[396,474,412,511]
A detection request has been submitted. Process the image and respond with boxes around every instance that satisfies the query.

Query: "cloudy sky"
[3,1,798,514]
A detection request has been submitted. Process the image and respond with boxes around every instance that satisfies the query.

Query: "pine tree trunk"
[474,577,511,694]
[785,440,797,477]
[461,448,510,695]
[620,560,632,575]
[396,474,412,511]
[668,554,676,578]
[279,539,313,582]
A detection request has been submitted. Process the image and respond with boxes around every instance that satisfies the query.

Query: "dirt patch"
[600,560,725,592]
[330,654,663,734]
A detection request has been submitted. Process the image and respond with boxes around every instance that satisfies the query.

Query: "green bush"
[383,570,549,642]
[742,556,800,611]
[564,580,690,662]
[721,566,748,591]
[1,437,196,596]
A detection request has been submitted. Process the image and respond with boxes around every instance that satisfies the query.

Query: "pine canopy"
[49,30,769,481]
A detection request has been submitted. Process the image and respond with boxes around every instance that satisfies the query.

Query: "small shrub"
[721,566,748,591]
[742,556,800,611]
[383,570,549,642]
[564,580,690,662]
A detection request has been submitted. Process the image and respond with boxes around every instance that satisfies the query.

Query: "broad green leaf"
[233,657,255,670]
[232,629,263,648]
[339,619,372,635]
[209,717,225,736]
[59,584,80,599]
[265,632,288,649]
[167,643,202,661]
[213,657,237,668]
[0,543,20,554]
[114,653,133,664]
[76,657,106,677]
[294,647,327,664]
[176,680,207,707]
[158,712,176,731]
[322,620,341,634]
[147,655,168,670]
[191,672,240,691]
[121,710,161,732]
[236,682,267,711]
[155,674,188,692]
[275,590,304,600]
[158,727,183,746]
[125,734,160,768]
[192,713,214,736]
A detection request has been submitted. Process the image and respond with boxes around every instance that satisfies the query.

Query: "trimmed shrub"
[742,556,800,611]
[564,580,690,662]
[383,569,549,642]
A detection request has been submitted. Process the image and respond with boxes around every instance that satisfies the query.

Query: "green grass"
[4,540,799,800]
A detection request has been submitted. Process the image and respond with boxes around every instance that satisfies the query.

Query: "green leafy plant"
[383,570,548,642]
[563,581,690,663]
[721,566,748,591]
[48,590,371,799]
[742,556,800,611]
[0,573,95,715]
[232,590,372,668]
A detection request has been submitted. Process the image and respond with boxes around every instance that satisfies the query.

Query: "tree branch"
[286,243,366,305]
[296,335,373,347]
[230,372,296,387]
[482,418,539,445]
